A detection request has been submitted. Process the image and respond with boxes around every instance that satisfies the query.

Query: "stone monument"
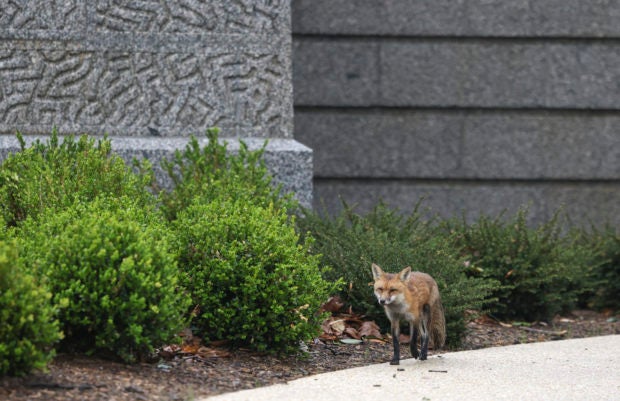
[0,1,311,206]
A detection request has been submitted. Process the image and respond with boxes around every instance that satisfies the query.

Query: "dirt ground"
[1,309,618,401]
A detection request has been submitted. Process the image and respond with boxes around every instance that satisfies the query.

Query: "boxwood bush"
[0,131,153,227]
[174,196,340,354]
[0,240,61,376]
[159,127,295,221]
[15,197,190,363]
[297,202,498,348]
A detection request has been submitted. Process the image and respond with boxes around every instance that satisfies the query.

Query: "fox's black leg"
[410,323,419,359]
[390,320,400,365]
[420,304,431,360]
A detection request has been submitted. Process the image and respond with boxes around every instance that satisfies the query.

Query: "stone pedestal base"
[0,135,312,208]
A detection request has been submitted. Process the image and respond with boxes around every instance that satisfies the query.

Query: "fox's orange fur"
[371,263,446,364]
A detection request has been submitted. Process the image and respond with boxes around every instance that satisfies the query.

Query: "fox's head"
[371,263,411,306]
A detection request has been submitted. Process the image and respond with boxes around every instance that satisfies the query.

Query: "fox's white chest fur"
[384,299,417,324]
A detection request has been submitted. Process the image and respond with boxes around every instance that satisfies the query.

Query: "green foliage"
[174,196,340,354]
[162,128,321,354]
[4,124,615,365]
[572,225,620,311]
[159,127,295,220]
[0,240,61,376]
[0,130,154,227]
[16,197,190,363]
[297,202,498,348]
[445,208,585,321]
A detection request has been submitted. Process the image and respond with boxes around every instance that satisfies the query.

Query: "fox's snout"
[376,294,395,305]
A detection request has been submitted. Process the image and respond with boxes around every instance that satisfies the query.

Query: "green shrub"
[445,208,584,321]
[0,130,154,227]
[159,127,295,221]
[573,225,620,311]
[297,202,498,348]
[174,196,340,354]
[16,197,190,363]
[0,240,61,376]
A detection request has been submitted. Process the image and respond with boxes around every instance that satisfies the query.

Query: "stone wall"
[0,1,311,207]
[292,0,620,225]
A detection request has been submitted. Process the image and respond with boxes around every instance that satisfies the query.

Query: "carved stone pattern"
[94,0,286,34]
[0,0,83,30]
[1,0,285,34]
[0,48,288,135]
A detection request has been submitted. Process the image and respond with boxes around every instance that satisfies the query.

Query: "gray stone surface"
[295,109,461,178]
[1,2,290,36]
[381,41,620,109]
[313,180,620,227]
[0,0,312,205]
[0,135,313,208]
[293,0,620,37]
[0,1,294,138]
[292,1,620,226]
[294,39,620,108]
[292,40,379,108]
[296,110,620,179]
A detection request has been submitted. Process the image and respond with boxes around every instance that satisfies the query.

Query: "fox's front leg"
[410,322,419,359]
[419,304,431,361]
[390,320,400,365]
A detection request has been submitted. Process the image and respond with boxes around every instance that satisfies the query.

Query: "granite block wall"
[292,0,620,226]
[0,0,311,206]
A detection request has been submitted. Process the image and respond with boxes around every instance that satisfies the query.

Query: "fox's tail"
[430,297,446,349]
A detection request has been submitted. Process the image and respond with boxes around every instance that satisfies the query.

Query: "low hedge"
[0,131,153,228]
[298,202,498,348]
[0,240,61,376]
[16,197,190,363]
[445,209,589,321]
[175,196,341,353]
[158,127,295,221]
[572,225,620,311]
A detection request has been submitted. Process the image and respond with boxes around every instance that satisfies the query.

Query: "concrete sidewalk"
[203,335,619,401]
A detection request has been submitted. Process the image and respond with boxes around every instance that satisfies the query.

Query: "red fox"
[371,263,446,364]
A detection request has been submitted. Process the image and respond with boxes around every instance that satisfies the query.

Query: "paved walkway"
[202,335,620,401]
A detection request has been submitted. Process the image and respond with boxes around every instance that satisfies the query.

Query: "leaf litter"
[0,303,617,401]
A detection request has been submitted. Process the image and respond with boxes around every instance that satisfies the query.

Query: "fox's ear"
[398,266,412,281]
[371,263,384,280]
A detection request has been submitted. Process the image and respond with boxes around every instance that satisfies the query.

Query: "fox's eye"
[376,287,383,292]
[389,288,397,293]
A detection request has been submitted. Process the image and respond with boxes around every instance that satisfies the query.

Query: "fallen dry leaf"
[159,344,181,359]
[197,346,231,358]
[474,314,498,325]
[182,343,202,354]
[358,321,381,338]
[329,319,346,335]
[318,302,388,343]
[320,296,344,313]
[344,327,360,339]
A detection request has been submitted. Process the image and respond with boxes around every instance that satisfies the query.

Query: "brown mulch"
[1,309,618,401]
